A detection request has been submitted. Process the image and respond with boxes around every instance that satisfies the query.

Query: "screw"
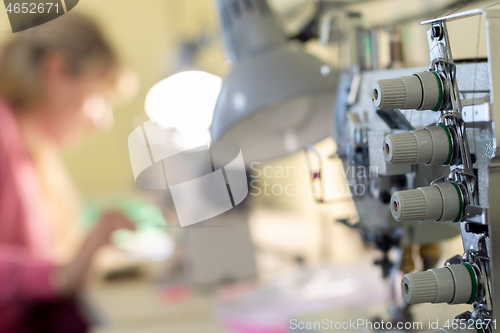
[431,25,443,40]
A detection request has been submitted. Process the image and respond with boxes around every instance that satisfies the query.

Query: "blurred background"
[0,0,496,332]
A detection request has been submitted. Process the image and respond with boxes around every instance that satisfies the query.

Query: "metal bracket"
[422,9,500,331]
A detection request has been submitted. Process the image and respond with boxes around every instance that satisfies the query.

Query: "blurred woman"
[0,14,135,333]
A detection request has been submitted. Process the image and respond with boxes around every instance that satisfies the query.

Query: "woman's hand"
[56,210,136,295]
[84,210,136,251]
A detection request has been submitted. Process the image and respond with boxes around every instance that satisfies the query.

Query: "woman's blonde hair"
[0,13,119,109]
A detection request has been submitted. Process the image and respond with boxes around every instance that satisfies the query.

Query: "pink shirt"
[0,100,57,332]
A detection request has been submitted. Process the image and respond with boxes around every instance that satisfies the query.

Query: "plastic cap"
[402,264,475,305]
[391,183,461,222]
[391,189,426,222]
[384,126,452,165]
[402,270,438,304]
[384,132,418,164]
[373,72,442,111]
[372,78,406,109]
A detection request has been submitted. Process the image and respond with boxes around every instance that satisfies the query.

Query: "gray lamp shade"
[211,0,338,164]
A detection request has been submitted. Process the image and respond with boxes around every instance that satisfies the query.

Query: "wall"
[0,0,227,197]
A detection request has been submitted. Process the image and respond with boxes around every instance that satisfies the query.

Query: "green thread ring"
[432,71,443,111]
[450,182,463,222]
[462,262,478,304]
[439,124,453,165]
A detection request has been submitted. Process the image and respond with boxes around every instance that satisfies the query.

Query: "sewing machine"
[355,8,500,332]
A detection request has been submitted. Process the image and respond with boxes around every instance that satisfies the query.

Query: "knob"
[401,263,477,305]
[391,182,463,222]
[384,125,453,165]
[373,71,443,111]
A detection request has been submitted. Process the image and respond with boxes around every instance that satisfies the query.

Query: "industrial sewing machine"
[204,1,500,331]
[335,7,500,333]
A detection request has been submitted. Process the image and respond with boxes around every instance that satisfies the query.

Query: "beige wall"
[0,0,226,197]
